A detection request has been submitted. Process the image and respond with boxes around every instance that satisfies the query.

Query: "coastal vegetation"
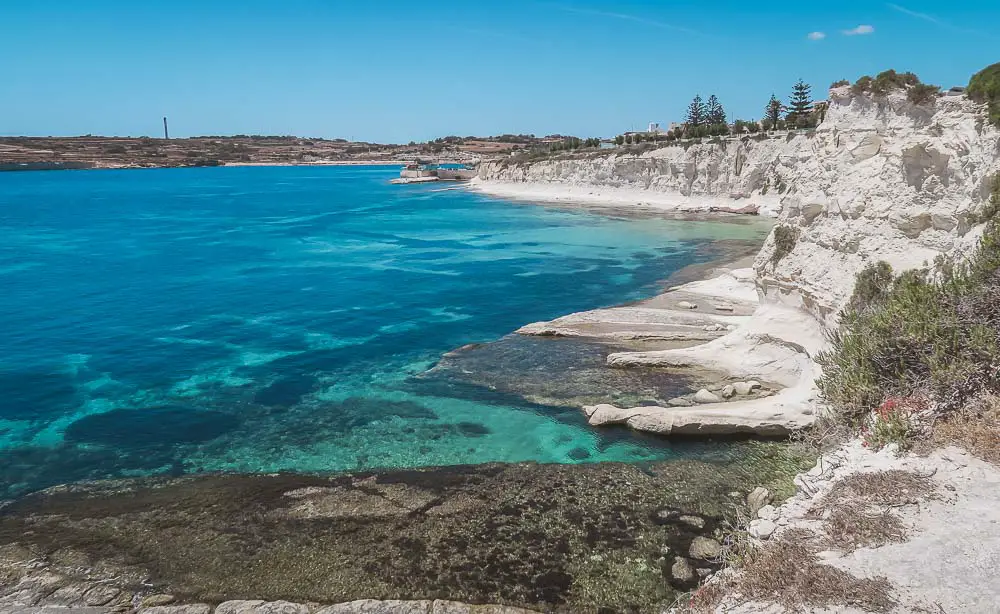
[967,62,1000,127]
[762,95,784,131]
[849,69,941,105]
[784,80,814,127]
[818,174,1000,432]
[769,225,798,266]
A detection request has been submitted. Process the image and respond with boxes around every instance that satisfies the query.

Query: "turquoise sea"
[0,165,768,498]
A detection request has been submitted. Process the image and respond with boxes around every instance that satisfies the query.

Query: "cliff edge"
[480,87,1000,435]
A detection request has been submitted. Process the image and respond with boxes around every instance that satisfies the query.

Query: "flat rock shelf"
[0,452,810,614]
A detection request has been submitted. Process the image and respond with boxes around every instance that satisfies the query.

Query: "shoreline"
[0,183,818,614]
[484,190,820,437]
[468,178,785,218]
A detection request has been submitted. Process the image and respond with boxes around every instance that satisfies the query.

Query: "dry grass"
[735,537,895,612]
[810,470,933,554]
[821,470,935,507]
[926,393,1000,464]
[678,529,895,613]
[823,504,908,550]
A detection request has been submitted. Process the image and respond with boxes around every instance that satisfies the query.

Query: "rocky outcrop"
[481,88,999,436]
[756,87,1000,326]
[478,88,1000,326]
[475,136,797,216]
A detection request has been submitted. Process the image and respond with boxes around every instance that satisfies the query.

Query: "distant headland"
[0,134,583,171]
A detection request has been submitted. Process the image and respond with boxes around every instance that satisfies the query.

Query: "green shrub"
[771,225,798,266]
[862,398,917,450]
[831,79,850,89]
[851,76,873,95]
[818,176,1000,424]
[847,261,895,313]
[968,62,1000,127]
[851,70,934,100]
[907,83,940,105]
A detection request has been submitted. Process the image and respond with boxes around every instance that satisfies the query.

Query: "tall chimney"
[163,117,169,140]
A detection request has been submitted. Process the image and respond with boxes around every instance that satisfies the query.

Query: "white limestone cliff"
[479,88,1000,435]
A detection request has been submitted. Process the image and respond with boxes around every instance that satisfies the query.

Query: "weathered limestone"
[477,90,1000,438]
[216,602,309,614]
[583,401,810,436]
[141,606,211,614]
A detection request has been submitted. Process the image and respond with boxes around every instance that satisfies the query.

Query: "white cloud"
[842,24,875,36]
[807,31,827,40]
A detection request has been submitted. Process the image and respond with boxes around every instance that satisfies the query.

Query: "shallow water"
[0,165,769,497]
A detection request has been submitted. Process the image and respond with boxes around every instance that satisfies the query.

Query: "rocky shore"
[470,86,999,442]
[0,453,809,614]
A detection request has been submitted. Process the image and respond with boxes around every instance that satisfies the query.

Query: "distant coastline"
[0,135,509,172]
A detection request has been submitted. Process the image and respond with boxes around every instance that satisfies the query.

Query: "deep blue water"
[0,165,767,497]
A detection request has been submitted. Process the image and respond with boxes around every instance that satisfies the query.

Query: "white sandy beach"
[468,178,784,217]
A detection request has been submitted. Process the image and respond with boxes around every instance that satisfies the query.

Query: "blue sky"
[1,1,995,143]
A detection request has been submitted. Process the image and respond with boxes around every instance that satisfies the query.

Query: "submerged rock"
[670,557,695,584]
[216,601,309,614]
[688,536,722,560]
[142,595,177,608]
[746,486,773,515]
[678,515,705,529]
[0,456,804,613]
[141,606,211,614]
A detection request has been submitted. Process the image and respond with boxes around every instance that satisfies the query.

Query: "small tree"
[614,135,625,146]
[706,95,726,125]
[786,79,813,125]
[764,94,784,131]
[685,95,706,127]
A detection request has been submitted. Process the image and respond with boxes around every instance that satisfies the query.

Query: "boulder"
[746,486,773,514]
[732,381,762,396]
[748,519,777,540]
[756,504,779,522]
[689,536,722,560]
[721,385,736,399]
[711,303,735,312]
[677,301,698,310]
[667,397,694,407]
[694,389,722,404]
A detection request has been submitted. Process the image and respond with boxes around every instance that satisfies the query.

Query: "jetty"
[391,161,477,184]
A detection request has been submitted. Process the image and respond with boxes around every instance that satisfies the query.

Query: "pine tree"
[685,95,706,127]
[764,94,784,131]
[786,79,813,124]
[706,95,726,125]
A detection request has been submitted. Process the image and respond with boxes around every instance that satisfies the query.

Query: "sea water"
[0,165,768,498]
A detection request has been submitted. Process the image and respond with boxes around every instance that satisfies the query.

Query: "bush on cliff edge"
[968,62,1000,127]
[818,176,1000,425]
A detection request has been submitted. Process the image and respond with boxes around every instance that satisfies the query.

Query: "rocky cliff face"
[756,88,999,326]
[478,88,1000,327]
[477,131,796,208]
